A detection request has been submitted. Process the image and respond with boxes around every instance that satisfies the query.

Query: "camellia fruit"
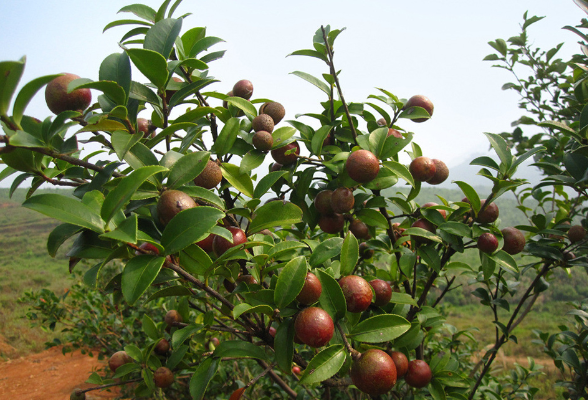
[501,227,525,255]
[232,79,253,99]
[193,160,223,189]
[411,218,437,245]
[318,213,345,234]
[346,149,380,183]
[568,225,586,243]
[153,366,174,388]
[45,73,92,115]
[349,218,370,239]
[477,232,499,254]
[296,272,322,305]
[154,338,170,355]
[260,101,285,124]
[350,349,397,395]
[477,200,499,224]
[339,275,373,313]
[427,159,449,185]
[404,359,432,388]
[388,351,409,378]
[294,307,334,348]
[314,189,334,215]
[271,142,300,165]
[212,226,247,256]
[404,94,434,122]
[331,187,355,214]
[252,130,274,151]
[369,279,392,307]
[164,310,183,326]
[252,114,274,133]
[108,351,133,372]
[409,156,436,182]
[156,190,197,226]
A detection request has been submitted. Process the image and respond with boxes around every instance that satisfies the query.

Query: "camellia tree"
[2,1,588,399]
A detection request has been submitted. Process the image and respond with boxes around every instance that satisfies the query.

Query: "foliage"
[2,1,588,399]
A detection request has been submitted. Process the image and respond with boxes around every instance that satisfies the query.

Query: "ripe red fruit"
[501,227,525,255]
[271,142,300,165]
[212,226,247,256]
[388,351,409,378]
[294,307,334,348]
[331,187,355,213]
[369,279,392,307]
[478,232,499,254]
[157,190,197,226]
[164,310,183,326]
[292,366,301,375]
[349,219,370,239]
[318,213,345,234]
[314,190,334,215]
[108,351,133,372]
[477,200,499,224]
[404,359,432,388]
[45,73,92,115]
[405,95,434,122]
[196,234,215,253]
[409,157,436,182]
[427,159,449,185]
[346,150,380,183]
[339,275,373,313]
[296,272,322,305]
[350,349,397,395]
[135,242,160,256]
[153,366,174,388]
[137,118,151,137]
[568,225,586,243]
[154,338,170,355]
[233,79,254,99]
[269,327,277,337]
[387,128,403,138]
[270,162,283,172]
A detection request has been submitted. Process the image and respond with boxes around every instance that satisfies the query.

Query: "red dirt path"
[0,346,119,400]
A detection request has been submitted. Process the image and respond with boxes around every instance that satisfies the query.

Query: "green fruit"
[153,366,175,388]
[45,73,92,115]
[346,150,380,183]
[157,190,197,226]
[252,130,274,151]
[252,114,275,133]
[350,349,397,395]
[193,160,223,189]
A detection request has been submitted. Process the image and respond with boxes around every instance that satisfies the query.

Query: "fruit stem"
[336,322,359,360]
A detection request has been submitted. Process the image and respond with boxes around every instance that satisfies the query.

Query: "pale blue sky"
[0,0,584,188]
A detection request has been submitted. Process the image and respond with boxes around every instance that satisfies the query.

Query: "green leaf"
[142,314,160,340]
[118,4,157,22]
[439,222,472,238]
[69,79,126,106]
[340,232,359,276]
[103,19,151,33]
[180,244,213,276]
[112,130,143,160]
[470,156,500,171]
[220,163,254,198]
[402,227,443,244]
[429,379,447,400]
[274,318,295,372]
[268,241,307,260]
[239,150,265,174]
[146,122,197,147]
[249,201,303,234]
[0,57,25,116]
[188,36,225,58]
[77,119,128,133]
[311,125,333,156]
[383,161,415,187]
[129,81,161,105]
[121,255,165,305]
[47,223,82,258]
[309,238,344,267]
[23,194,105,233]
[189,358,220,400]
[167,151,210,189]
[168,78,217,108]
[100,214,138,243]
[233,303,274,319]
[101,166,167,224]
[356,208,389,230]
[272,126,297,149]
[483,132,512,169]
[455,181,480,213]
[290,71,330,95]
[172,323,203,348]
[144,18,182,59]
[126,48,169,89]
[147,285,193,303]
[317,269,346,322]
[489,38,508,56]
[488,250,519,274]
[390,292,418,306]
[253,171,288,199]
[12,74,62,124]
[349,314,411,342]
[9,130,46,148]
[287,49,328,63]
[211,118,240,157]
[179,186,225,209]
[124,142,159,170]
[213,340,269,361]
[274,256,308,309]
[226,97,256,118]
[299,345,346,385]
[161,206,225,255]
[369,127,388,158]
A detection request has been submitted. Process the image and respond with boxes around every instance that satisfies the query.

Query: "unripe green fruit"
[350,349,397,395]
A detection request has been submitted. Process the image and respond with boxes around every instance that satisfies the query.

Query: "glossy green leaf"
[8,130,46,148]
[226,97,256,117]
[483,132,512,168]
[142,314,160,340]
[167,78,217,108]
[290,71,330,95]
[309,238,343,267]
[47,223,82,258]
[167,151,210,189]
[146,122,197,147]
[147,285,193,303]
[272,126,297,149]
[172,323,202,348]
[100,214,138,243]
[180,244,213,276]
[455,181,480,213]
[118,4,157,22]
[121,255,165,305]
[173,106,218,123]
[249,201,303,234]
[126,48,169,88]
[124,142,159,170]
[233,303,274,319]
[340,232,359,276]
[356,208,389,230]
[299,345,346,385]
[69,79,126,106]
[77,119,128,133]
[253,171,288,199]
[274,256,308,309]
[220,163,254,198]
[161,206,225,255]
[189,357,220,400]
[317,269,346,321]
[179,186,225,209]
[488,250,519,274]
[103,19,151,33]
[112,130,143,160]
[350,314,411,342]
[12,74,62,124]
[101,166,167,224]
[0,57,25,116]
[402,227,443,244]
[23,194,105,233]
[274,318,295,372]
[129,81,161,105]
[383,161,415,187]
[213,340,269,361]
[390,292,418,306]
[267,241,307,259]
[311,125,333,156]
[287,49,328,63]
[211,118,240,157]
[144,18,182,59]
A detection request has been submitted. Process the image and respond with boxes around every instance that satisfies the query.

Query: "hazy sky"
[0,0,584,188]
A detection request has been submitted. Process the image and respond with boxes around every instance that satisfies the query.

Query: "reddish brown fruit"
[153,366,174,388]
[252,130,274,151]
[296,272,322,305]
[193,160,223,189]
[210,337,220,346]
[409,157,436,182]
[346,150,380,183]
[405,95,434,122]
[478,232,499,254]
[369,279,392,307]
[135,242,160,256]
[271,142,299,165]
[411,219,437,245]
[292,366,301,375]
[154,338,170,355]
[339,275,373,313]
[269,327,276,337]
[427,159,449,185]
[405,360,432,388]
[350,349,397,395]
[318,213,345,234]
[236,274,258,285]
[422,202,446,219]
[137,118,150,136]
[388,351,409,378]
[477,200,499,224]
[157,190,197,226]
[331,187,355,214]
[252,114,275,133]
[213,226,247,256]
[376,117,387,126]
[568,225,586,243]
[45,73,92,115]
[387,128,403,138]
[108,351,133,372]
[314,190,334,215]
[294,307,334,347]
[229,387,246,400]
[359,242,374,258]
[260,101,285,124]
[233,79,253,99]
[502,227,525,255]
[164,310,183,326]
[196,234,215,253]
[349,219,370,239]
[270,162,283,172]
